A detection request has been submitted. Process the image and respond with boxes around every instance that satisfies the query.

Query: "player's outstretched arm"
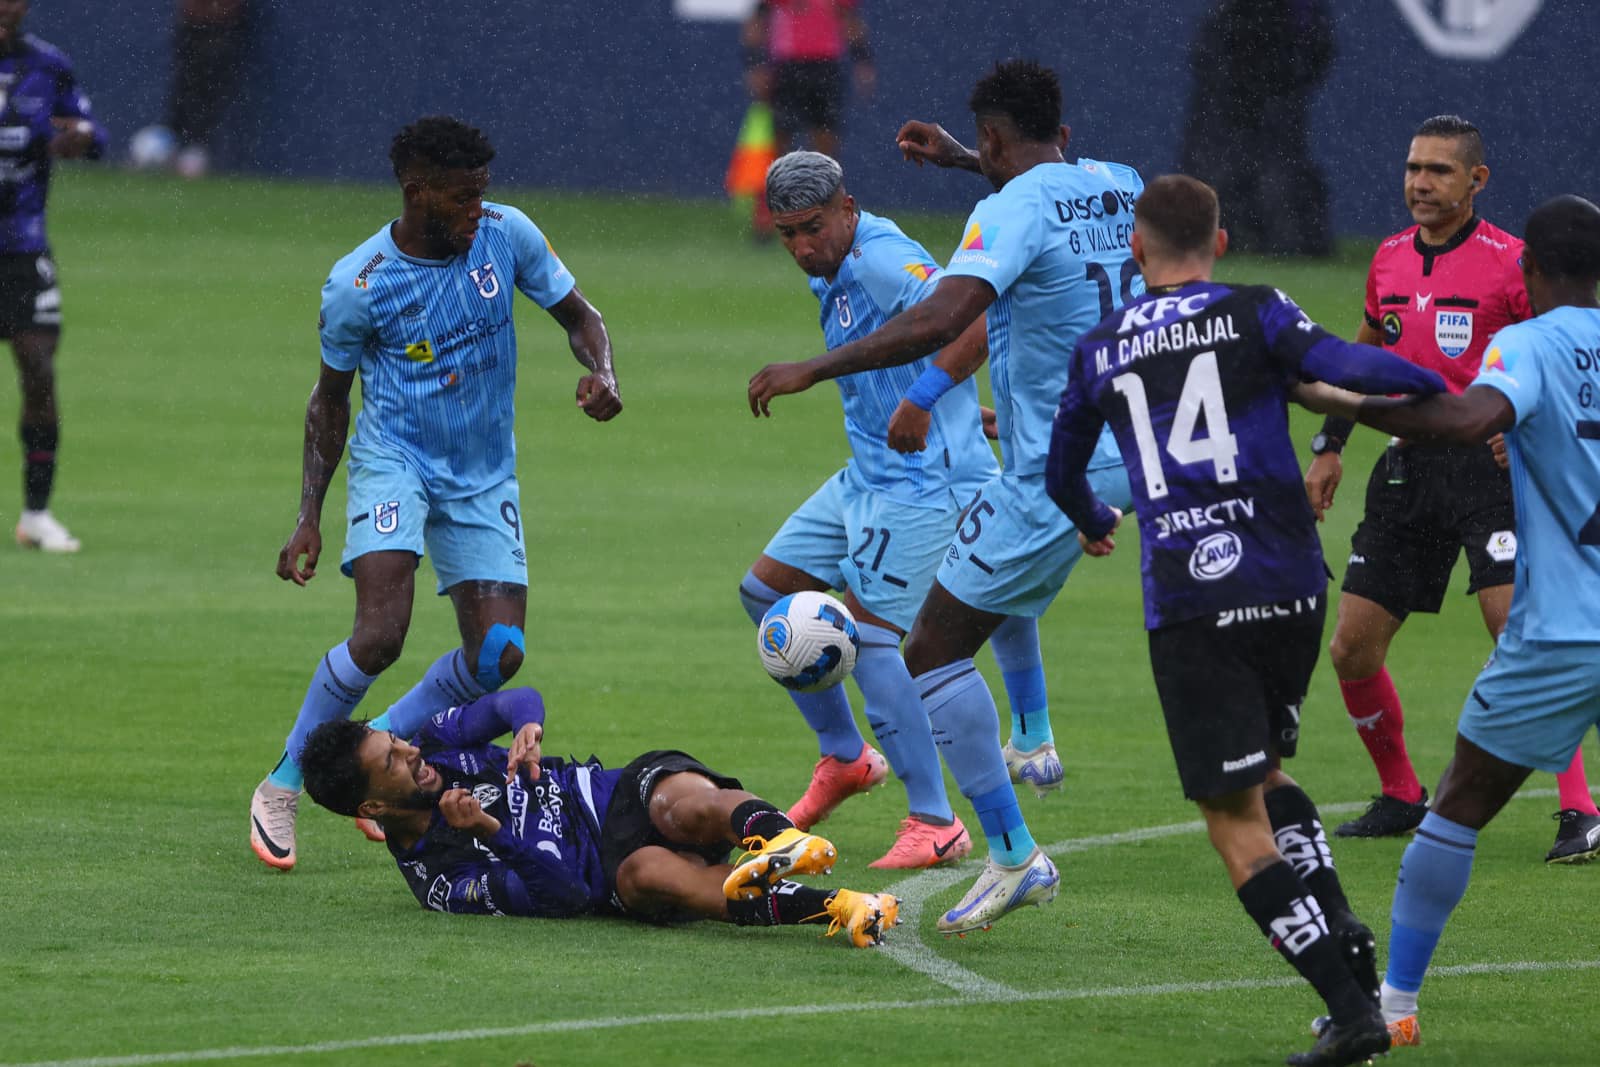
[749,275,994,416]
[896,120,981,173]
[1359,388,1515,447]
[277,363,355,585]
[888,313,989,453]
[548,287,622,422]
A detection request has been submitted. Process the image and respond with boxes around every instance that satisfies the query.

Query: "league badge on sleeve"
[1435,310,1473,358]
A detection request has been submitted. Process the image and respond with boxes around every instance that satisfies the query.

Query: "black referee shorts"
[1341,443,1515,619]
[1149,594,1326,801]
[771,61,846,136]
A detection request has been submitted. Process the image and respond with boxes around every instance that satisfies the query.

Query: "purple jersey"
[1047,281,1446,628]
[388,691,623,918]
[0,35,107,254]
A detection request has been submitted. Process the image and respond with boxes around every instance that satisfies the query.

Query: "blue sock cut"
[271,640,378,789]
[1385,811,1478,993]
[991,615,1051,749]
[855,622,952,821]
[971,783,1036,866]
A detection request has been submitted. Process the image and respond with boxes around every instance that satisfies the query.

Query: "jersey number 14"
[1111,350,1239,500]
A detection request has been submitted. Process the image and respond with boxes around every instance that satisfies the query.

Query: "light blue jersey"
[944,158,1144,476]
[811,210,998,504]
[319,202,575,500]
[1474,307,1600,642]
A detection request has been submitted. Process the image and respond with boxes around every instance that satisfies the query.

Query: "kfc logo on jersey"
[468,263,501,300]
[1435,311,1473,358]
[1188,531,1243,581]
[373,500,401,535]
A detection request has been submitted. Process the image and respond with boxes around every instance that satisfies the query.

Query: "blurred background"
[36,0,1594,241]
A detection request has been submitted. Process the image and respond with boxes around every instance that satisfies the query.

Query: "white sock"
[1379,980,1418,1023]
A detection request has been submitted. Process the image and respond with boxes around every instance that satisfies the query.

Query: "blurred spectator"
[129,1,253,178]
[741,1,873,236]
[1180,0,1335,257]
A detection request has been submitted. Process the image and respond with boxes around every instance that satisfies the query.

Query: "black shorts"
[1149,594,1326,801]
[1341,443,1515,619]
[0,252,61,337]
[771,61,845,136]
[599,749,742,915]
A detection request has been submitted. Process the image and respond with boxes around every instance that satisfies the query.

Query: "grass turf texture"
[2,169,1595,1067]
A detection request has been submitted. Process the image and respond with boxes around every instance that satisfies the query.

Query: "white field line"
[8,959,1598,1067]
[4,788,1580,1067]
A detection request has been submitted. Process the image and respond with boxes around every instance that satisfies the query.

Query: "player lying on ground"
[299,687,900,947]
[1046,174,1452,1067]
[1299,193,1600,1048]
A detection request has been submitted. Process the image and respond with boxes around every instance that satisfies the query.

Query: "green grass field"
[2,169,1595,1067]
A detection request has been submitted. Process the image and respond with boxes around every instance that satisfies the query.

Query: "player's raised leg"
[253,549,416,869]
[908,583,1057,934]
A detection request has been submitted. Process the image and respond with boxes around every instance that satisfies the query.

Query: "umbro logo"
[400,303,425,318]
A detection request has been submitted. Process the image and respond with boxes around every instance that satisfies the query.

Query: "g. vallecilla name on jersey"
[1097,312,1239,373]
[1152,495,1257,539]
[1069,222,1133,257]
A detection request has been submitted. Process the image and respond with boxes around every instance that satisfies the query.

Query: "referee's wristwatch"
[1309,432,1344,456]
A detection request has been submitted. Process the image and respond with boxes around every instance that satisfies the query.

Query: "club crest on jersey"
[373,500,401,535]
[468,263,500,300]
[1189,530,1243,581]
[471,783,502,808]
[1435,310,1473,358]
[835,293,852,329]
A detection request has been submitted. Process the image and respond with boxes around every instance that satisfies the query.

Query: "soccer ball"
[127,125,177,170]
[757,591,860,692]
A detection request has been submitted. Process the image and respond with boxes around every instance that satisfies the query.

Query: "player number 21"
[1111,350,1239,500]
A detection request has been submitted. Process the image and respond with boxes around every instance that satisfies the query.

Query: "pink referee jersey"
[1363,216,1533,395]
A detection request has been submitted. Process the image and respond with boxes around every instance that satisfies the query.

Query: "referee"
[1303,115,1600,862]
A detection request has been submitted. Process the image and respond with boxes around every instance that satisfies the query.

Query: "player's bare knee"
[615,846,680,913]
[349,627,405,674]
[1327,628,1378,680]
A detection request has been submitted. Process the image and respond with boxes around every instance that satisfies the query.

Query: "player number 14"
[1110,350,1239,500]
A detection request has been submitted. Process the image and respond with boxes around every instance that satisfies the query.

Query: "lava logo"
[468,263,500,300]
[1392,0,1542,61]
[1189,530,1243,581]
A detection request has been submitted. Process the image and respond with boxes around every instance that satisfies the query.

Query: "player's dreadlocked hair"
[389,115,496,179]
[300,718,374,818]
[1525,194,1600,282]
[969,60,1062,143]
[1415,114,1485,169]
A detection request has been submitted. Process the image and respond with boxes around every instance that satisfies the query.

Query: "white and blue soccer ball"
[757,590,860,692]
[127,125,177,170]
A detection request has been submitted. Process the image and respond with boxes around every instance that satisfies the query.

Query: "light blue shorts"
[763,466,969,631]
[938,465,1133,618]
[341,448,527,595]
[1457,633,1600,773]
